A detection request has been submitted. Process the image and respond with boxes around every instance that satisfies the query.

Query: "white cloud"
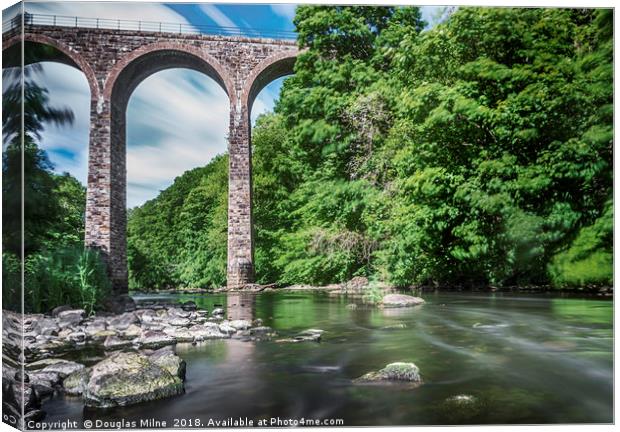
[2,2,21,23]
[251,76,286,125]
[25,1,193,26]
[30,63,91,184]
[126,69,230,207]
[199,4,237,29]
[270,4,297,21]
[420,6,454,30]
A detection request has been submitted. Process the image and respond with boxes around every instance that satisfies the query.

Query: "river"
[42,291,613,426]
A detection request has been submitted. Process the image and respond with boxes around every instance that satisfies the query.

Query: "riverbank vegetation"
[2,65,110,313]
[127,7,613,291]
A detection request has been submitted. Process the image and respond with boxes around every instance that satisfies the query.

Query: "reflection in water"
[227,292,256,321]
[43,292,612,426]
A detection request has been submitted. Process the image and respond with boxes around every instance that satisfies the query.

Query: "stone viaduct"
[2,16,300,292]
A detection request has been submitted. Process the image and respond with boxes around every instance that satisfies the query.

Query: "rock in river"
[149,347,186,380]
[355,362,422,384]
[57,309,85,328]
[276,329,324,343]
[381,294,425,308]
[137,331,176,349]
[63,369,90,396]
[83,351,184,408]
[40,360,85,379]
[228,320,252,331]
[103,335,133,351]
[441,394,482,422]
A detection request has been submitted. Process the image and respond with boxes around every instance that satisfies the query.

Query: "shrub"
[2,252,21,311]
[548,201,613,288]
[362,280,386,305]
[24,245,111,314]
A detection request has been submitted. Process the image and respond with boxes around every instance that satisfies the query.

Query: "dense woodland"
[127,7,613,291]
[1,7,613,313]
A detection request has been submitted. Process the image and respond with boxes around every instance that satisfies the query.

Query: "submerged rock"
[83,351,184,408]
[249,326,275,337]
[355,362,422,384]
[180,301,197,311]
[445,394,478,405]
[380,323,407,330]
[441,394,483,422]
[276,329,324,343]
[381,294,425,308]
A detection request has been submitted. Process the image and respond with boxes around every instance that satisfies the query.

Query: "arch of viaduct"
[2,24,300,292]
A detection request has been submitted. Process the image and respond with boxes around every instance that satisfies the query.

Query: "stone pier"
[3,23,299,291]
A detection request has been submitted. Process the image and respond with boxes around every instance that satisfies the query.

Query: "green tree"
[2,70,74,255]
[2,64,110,313]
[127,7,612,291]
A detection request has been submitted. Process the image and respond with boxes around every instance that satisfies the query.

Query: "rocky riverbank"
[1,298,325,427]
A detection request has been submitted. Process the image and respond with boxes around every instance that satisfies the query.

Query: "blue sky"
[3,2,441,207]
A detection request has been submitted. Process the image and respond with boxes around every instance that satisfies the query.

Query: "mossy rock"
[83,351,184,408]
[149,348,186,380]
[381,294,425,308]
[355,362,422,385]
[63,369,90,396]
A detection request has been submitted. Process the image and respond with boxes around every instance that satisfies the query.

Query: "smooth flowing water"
[43,291,613,426]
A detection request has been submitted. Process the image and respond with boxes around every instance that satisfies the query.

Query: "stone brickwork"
[3,25,299,292]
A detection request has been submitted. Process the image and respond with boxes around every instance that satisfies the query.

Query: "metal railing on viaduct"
[2,12,298,40]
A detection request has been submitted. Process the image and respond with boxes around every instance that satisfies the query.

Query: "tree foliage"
[2,67,108,313]
[127,7,612,290]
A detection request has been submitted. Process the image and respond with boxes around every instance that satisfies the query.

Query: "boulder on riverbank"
[354,362,422,385]
[381,294,425,308]
[83,351,184,408]
[63,369,89,396]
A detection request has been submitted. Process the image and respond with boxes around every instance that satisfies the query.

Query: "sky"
[2,2,441,208]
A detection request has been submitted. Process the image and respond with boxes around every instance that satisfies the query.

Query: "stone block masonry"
[2,24,300,291]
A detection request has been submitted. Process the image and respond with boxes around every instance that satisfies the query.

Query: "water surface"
[43,291,613,426]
